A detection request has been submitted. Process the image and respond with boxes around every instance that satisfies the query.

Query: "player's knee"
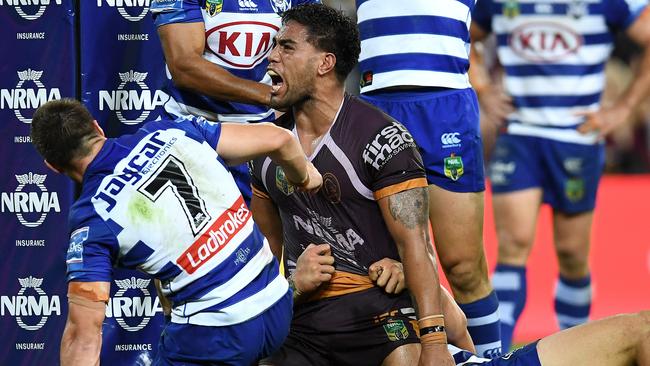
[555,245,589,274]
[443,259,487,294]
[496,229,533,262]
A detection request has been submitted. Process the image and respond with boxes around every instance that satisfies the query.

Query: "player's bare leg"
[491,188,543,351]
[428,185,501,357]
[537,311,650,366]
[551,210,594,329]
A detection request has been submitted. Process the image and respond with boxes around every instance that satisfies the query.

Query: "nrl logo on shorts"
[1,277,61,331]
[565,178,585,203]
[444,154,464,181]
[383,319,409,341]
[205,0,223,16]
[275,166,295,196]
[106,277,161,332]
[269,0,290,15]
[3,0,63,21]
[1,69,62,124]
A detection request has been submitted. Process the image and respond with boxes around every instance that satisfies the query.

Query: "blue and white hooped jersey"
[474,0,648,145]
[150,0,319,123]
[65,117,287,326]
[356,0,476,93]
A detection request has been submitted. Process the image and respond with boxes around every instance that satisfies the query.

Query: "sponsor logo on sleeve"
[362,122,417,170]
[66,227,89,269]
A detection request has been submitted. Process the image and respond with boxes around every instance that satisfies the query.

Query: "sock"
[492,264,527,352]
[555,274,591,330]
[458,291,502,358]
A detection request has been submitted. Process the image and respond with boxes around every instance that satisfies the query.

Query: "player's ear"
[318,52,336,77]
[44,160,62,174]
[92,120,106,138]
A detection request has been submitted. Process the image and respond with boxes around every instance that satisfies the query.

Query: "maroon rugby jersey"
[250,95,427,278]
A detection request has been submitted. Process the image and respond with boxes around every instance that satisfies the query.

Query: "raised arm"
[217,123,322,192]
[157,22,272,106]
[377,187,454,366]
[60,282,109,366]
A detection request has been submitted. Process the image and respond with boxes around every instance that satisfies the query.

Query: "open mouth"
[268,69,284,95]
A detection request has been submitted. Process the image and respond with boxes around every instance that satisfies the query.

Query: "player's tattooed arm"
[387,187,428,229]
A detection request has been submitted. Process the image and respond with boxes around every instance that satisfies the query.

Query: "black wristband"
[420,325,445,336]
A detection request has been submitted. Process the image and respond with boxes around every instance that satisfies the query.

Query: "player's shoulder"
[338,94,399,135]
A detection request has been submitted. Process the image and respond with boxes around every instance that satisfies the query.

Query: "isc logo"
[0,69,62,124]
[206,21,279,69]
[0,0,63,21]
[96,0,150,22]
[98,70,169,125]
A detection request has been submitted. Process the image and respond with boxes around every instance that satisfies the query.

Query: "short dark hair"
[282,4,360,83]
[30,98,99,169]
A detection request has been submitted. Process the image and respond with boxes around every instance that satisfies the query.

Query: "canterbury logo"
[440,132,461,146]
[239,0,258,8]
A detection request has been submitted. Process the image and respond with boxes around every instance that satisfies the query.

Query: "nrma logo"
[97,0,150,22]
[0,276,61,331]
[99,70,168,125]
[1,173,61,228]
[1,69,62,124]
[105,277,162,332]
[0,0,63,21]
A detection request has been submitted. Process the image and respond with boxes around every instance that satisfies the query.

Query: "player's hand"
[477,85,514,127]
[368,258,405,294]
[292,244,335,294]
[419,343,455,366]
[576,105,632,140]
[296,162,322,194]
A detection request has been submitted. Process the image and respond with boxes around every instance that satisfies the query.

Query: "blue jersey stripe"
[358,16,469,41]
[154,261,183,282]
[497,32,613,47]
[119,240,154,268]
[360,53,468,74]
[504,63,606,77]
[169,229,265,305]
[513,92,601,108]
[204,259,280,312]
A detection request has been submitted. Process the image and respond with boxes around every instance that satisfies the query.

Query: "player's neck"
[67,137,107,184]
[293,86,344,136]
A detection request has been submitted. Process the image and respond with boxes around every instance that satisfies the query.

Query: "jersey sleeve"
[150,0,203,27]
[361,122,428,200]
[472,0,495,33]
[188,116,223,150]
[248,158,271,199]
[605,0,649,30]
[66,219,119,284]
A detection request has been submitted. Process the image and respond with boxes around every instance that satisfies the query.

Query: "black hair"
[282,3,360,82]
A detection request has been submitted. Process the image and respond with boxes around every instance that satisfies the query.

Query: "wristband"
[418,314,445,329]
[420,325,446,336]
[420,331,447,345]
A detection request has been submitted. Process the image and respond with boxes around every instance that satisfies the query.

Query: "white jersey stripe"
[498,44,613,66]
[508,123,599,145]
[360,35,470,61]
[505,74,605,96]
[357,0,470,23]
